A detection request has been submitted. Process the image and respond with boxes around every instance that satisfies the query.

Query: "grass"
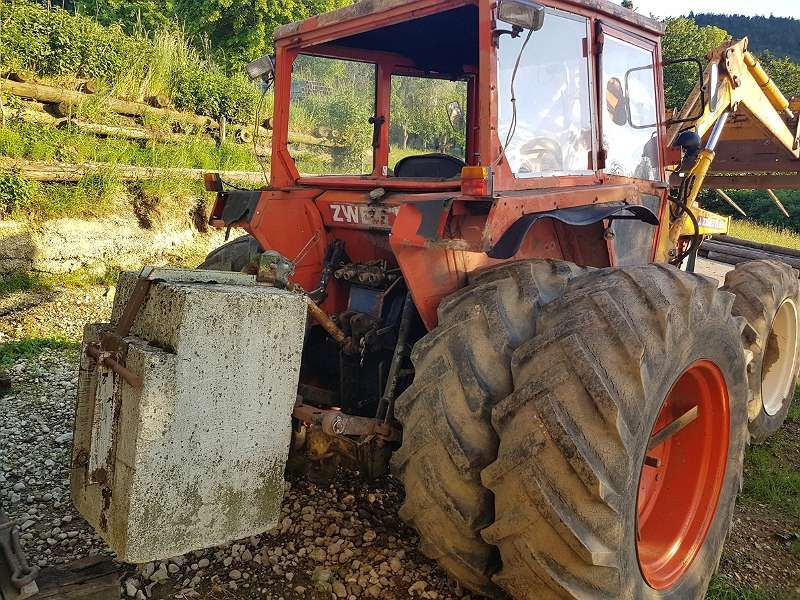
[729,220,800,251]
[0,117,262,222]
[705,577,775,600]
[0,268,119,297]
[1,171,208,223]
[0,337,79,369]
[739,396,800,519]
[0,120,260,172]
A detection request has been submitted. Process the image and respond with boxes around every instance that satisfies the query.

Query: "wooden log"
[706,251,750,266]
[1,105,61,125]
[714,234,800,259]
[77,79,98,94]
[702,240,800,268]
[35,556,121,600]
[64,119,153,141]
[704,174,800,190]
[235,127,253,144]
[1,80,212,128]
[0,156,267,185]
[50,101,74,118]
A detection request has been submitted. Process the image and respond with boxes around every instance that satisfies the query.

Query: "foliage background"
[0,1,260,123]
[2,1,800,229]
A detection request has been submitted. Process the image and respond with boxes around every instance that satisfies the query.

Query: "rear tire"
[198,235,261,272]
[482,265,749,599]
[722,259,800,442]
[391,260,586,597]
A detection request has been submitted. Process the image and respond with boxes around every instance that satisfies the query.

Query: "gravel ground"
[0,347,466,600]
[1,265,798,599]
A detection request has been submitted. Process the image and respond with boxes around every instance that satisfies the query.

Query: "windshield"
[289,54,376,175]
[497,8,594,176]
[389,75,468,170]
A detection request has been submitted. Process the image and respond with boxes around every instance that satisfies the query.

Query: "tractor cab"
[210,0,672,330]
[265,0,667,195]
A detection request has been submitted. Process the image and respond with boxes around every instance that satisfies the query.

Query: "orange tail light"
[461,166,492,197]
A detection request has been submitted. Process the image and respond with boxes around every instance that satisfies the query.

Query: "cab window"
[497,8,595,176]
[289,54,376,175]
[389,75,468,171]
[601,36,659,180]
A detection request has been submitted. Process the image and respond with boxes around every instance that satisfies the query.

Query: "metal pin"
[766,189,790,218]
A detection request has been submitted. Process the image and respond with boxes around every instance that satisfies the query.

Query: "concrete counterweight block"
[71,269,307,563]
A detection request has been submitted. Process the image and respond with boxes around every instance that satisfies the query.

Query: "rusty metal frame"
[84,267,157,388]
[293,402,401,442]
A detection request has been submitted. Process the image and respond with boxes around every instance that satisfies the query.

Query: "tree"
[72,0,178,34]
[662,17,729,110]
[759,51,800,99]
[174,0,353,73]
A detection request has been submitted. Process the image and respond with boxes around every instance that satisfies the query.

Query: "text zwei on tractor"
[59,1,800,599]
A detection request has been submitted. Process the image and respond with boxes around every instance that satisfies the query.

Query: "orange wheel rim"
[636,360,730,590]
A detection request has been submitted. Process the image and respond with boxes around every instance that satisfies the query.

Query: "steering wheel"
[517,137,563,173]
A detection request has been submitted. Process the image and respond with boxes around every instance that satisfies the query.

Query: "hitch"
[0,510,38,600]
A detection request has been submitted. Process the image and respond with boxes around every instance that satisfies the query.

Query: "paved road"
[695,256,734,285]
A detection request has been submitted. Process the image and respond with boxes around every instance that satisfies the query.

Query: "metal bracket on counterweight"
[0,510,39,600]
[84,266,157,388]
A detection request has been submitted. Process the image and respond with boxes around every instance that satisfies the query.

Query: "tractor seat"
[393,153,465,179]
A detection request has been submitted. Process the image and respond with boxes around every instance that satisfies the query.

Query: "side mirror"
[245,54,276,82]
[447,101,465,131]
[623,57,706,129]
[606,77,629,127]
[497,0,546,31]
[659,57,707,126]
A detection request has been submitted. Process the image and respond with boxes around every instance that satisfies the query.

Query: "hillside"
[692,13,800,62]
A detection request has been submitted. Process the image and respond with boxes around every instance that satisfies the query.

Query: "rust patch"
[764,329,781,374]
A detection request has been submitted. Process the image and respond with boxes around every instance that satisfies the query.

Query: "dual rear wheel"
[395,262,751,599]
[722,259,800,442]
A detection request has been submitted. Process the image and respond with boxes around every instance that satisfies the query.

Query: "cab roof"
[274,0,665,43]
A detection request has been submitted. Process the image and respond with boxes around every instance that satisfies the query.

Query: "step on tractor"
[67,1,800,599]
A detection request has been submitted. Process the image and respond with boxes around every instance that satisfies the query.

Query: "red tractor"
[197,0,800,597]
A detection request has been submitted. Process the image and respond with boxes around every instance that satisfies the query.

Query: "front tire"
[198,235,261,272]
[722,259,800,442]
[482,265,749,599]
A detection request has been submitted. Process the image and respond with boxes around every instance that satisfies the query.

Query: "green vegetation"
[693,13,800,64]
[0,1,260,123]
[662,18,729,110]
[728,220,800,251]
[705,578,775,600]
[0,337,79,368]
[0,120,258,171]
[0,116,255,222]
[0,268,119,296]
[0,168,208,223]
[662,16,800,112]
[39,0,353,72]
[739,397,800,519]
[703,189,800,238]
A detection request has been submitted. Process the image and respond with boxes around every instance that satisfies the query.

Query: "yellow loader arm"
[665,38,800,253]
